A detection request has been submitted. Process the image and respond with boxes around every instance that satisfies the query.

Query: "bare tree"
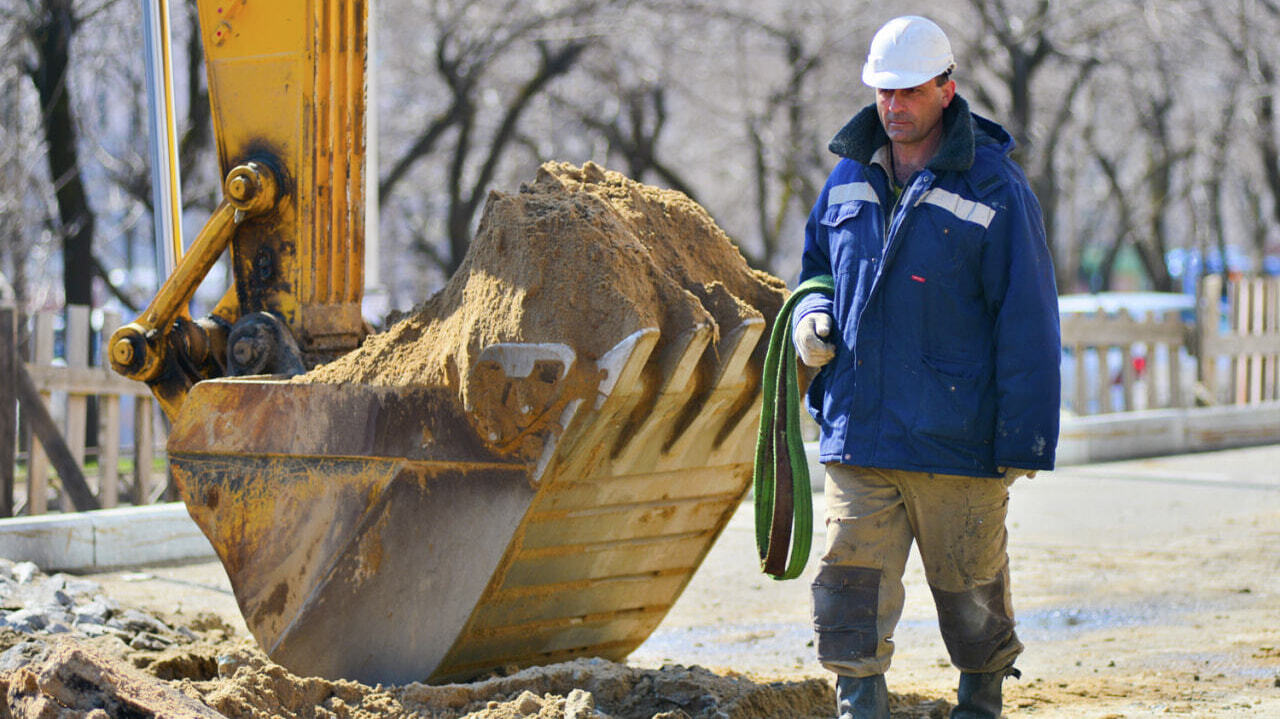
[952,0,1123,290]
[719,7,830,272]
[550,62,698,201]
[378,0,610,277]
[17,0,112,309]
[5,0,1278,312]
[1201,0,1280,272]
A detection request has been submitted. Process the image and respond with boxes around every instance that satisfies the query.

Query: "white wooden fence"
[1060,276,1280,416]
[1,305,165,517]
[1059,308,1189,415]
[1198,275,1280,406]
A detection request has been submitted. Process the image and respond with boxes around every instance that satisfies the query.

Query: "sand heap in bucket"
[304,161,786,403]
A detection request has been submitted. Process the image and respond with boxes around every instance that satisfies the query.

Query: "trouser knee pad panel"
[812,565,880,662]
[930,576,1020,672]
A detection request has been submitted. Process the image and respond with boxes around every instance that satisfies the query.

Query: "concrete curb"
[1055,401,1280,465]
[3,402,1277,573]
[0,503,214,572]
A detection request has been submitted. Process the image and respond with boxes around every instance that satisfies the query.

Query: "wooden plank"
[63,306,90,511]
[1265,277,1275,398]
[1102,342,1117,414]
[1073,342,1088,415]
[27,312,54,515]
[1198,333,1280,356]
[99,311,121,508]
[1264,280,1274,399]
[1248,278,1264,403]
[1197,275,1221,405]
[1145,328,1160,410]
[1231,280,1247,405]
[1060,311,1184,345]
[14,361,98,511]
[22,365,154,396]
[1170,340,1184,408]
[1198,276,1280,405]
[1120,344,1135,411]
[0,305,16,517]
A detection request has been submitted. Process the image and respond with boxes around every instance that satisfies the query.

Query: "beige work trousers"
[812,464,1023,678]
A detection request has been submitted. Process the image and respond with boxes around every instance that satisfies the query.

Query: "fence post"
[14,360,98,511]
[1248,278,1265,403]
[1230,279,1247,404]
[1268,279,1280,399]
[0,304,15,517]
[1197,275,1220,405]
[1073,339,1087,415]
[27,312,54,514]
[62,305,90,511]
[99,310,122,507]
[1169,316,1184,408]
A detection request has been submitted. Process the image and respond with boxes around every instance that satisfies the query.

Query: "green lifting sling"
[754,274,833,580]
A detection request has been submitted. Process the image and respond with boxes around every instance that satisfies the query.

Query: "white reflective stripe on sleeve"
[828,181,879,206]
[920,188,996,229]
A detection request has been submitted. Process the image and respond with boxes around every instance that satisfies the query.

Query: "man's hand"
[795,312,836,368]
[999,466,1038,481]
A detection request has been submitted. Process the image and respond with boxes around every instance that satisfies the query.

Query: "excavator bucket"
[169,163,787,685]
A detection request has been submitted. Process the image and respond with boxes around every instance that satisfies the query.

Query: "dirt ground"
[75,443,1280,717]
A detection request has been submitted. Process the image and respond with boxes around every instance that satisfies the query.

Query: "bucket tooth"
[609,323,714,470]
[663,317,765,466]
[594,329,660,410]
[549,329,660,481]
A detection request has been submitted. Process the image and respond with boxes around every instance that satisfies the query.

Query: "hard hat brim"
[861,66,942,90]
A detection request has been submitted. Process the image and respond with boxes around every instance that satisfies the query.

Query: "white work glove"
[794,312,836,368]
[999,466,1038,481]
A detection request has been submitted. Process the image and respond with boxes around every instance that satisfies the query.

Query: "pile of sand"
[0,561,966,718]
[303,162,786,411]
[200,649,835,719]
[0,635,837,719]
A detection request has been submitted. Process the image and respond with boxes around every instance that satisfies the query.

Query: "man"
[791,16,1061,719]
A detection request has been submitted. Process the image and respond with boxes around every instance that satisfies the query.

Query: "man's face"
[875,78,956,147]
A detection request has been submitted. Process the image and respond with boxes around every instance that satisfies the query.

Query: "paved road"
[630,444,1280,716]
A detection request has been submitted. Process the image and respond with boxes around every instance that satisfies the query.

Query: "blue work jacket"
[794,96,1060,477]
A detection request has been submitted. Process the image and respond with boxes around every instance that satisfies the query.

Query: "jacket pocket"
[915,354,985,443]
[820,200,865,228]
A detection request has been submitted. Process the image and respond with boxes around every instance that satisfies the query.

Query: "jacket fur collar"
[827,95,1013,174]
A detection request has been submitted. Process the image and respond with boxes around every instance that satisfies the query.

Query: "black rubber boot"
[836,674,889,719]
[951,667,1020,719]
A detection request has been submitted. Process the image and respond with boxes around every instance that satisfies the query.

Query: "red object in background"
[1112,356,1148,386]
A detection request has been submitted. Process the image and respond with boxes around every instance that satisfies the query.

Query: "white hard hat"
[861,16,956,90]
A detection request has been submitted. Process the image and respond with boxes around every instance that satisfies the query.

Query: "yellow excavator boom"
[111,0,367,417]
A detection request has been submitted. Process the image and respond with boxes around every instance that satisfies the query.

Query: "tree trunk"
[29,0,95,309]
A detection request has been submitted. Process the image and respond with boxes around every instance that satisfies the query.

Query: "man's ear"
[941,79,956,107]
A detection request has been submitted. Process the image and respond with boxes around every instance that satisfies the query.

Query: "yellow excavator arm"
[111,0,367,420]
